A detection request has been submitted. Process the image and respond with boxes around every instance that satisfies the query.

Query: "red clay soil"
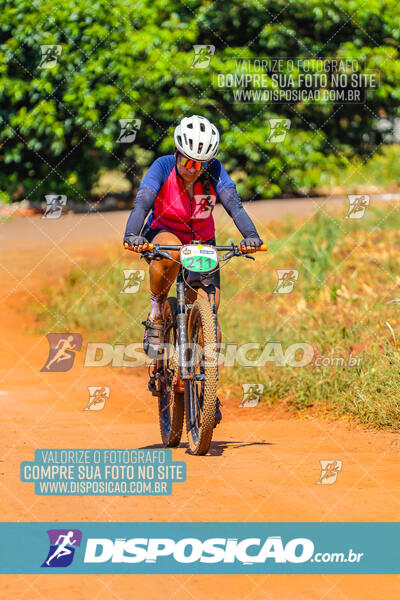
[0,210,399,599]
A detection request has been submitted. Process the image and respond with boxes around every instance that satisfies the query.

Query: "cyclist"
[124,115,264,358]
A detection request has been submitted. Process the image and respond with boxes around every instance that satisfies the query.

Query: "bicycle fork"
[208,287,220,381]
[176,278,190,379]
[176,278,219,382]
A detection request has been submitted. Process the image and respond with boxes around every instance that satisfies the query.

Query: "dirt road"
[1,202,399,599]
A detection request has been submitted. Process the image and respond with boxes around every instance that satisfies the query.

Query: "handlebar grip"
[257,243,268,251]
[124,242,154,251]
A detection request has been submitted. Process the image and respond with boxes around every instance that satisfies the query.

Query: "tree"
[1,0,399,202]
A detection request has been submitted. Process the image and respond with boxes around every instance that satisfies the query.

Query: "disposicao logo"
[83,536,314,564]
[41,529,82,567]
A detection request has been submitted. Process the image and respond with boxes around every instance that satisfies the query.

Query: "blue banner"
[0,522,398,574]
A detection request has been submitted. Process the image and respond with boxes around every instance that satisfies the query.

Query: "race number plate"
[180,244,218,272]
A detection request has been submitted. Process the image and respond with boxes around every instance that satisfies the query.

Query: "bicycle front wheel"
[185,296,218,455]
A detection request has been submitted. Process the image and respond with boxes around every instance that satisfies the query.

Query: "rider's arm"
[124,157,173,239]
[124,187,157,238]
[219,186,261,240]
[210,160,262,241]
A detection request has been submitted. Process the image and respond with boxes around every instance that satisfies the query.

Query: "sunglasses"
[178,153,208,171]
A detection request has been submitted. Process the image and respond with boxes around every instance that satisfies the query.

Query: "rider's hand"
[124,235,149,253]
[239,236,263,254]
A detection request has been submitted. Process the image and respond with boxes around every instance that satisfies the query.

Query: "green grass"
[317,145,400,193]
[34,204,400,429]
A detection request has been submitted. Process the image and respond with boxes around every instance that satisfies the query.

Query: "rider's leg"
[149,231,182,315]
[144,231,182,356]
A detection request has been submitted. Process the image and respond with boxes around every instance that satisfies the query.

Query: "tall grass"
[317,145,400,193]
[34,204,400,429]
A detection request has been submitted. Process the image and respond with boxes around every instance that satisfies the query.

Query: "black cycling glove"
[240,236,263,249]
[124,235,148,248]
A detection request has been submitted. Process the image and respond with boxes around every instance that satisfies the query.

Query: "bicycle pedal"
[148,377,161,397]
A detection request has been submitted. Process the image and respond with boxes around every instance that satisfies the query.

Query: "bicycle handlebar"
[124,242,268,252]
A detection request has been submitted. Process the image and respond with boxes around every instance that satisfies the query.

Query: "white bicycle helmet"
[174,115,220,161]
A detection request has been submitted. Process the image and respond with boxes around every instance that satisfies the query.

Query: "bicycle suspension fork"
[208,286,219,381]
[176,276,190,379]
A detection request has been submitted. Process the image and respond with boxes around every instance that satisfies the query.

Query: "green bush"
[1,0,400,201]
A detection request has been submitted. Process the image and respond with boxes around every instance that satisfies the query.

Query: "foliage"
[1,0,400,201]
[315,144,400,193]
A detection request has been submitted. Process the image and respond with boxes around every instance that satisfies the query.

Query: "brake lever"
[222,250,235,260]
[157,249,173,260]
[140,249,172,261]
[241,253,255,260]
[140,251,154,264]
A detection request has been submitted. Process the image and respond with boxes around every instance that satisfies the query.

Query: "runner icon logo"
[85,386,110,410]
[41,529,82,568]
[240,383,264,407]
[191,45,215,69]
[192,194,217,219]
[274,269,299,294]
[42,194,67,219]
[39,45,62,69]
[316,460,342,485]
[120,269,145,294]
[117,119,142,143]
[346,195,370,219]
[41,333,82,372]
[267,119,291,143]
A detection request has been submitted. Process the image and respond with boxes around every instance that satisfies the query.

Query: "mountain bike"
[124,240,267,455]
